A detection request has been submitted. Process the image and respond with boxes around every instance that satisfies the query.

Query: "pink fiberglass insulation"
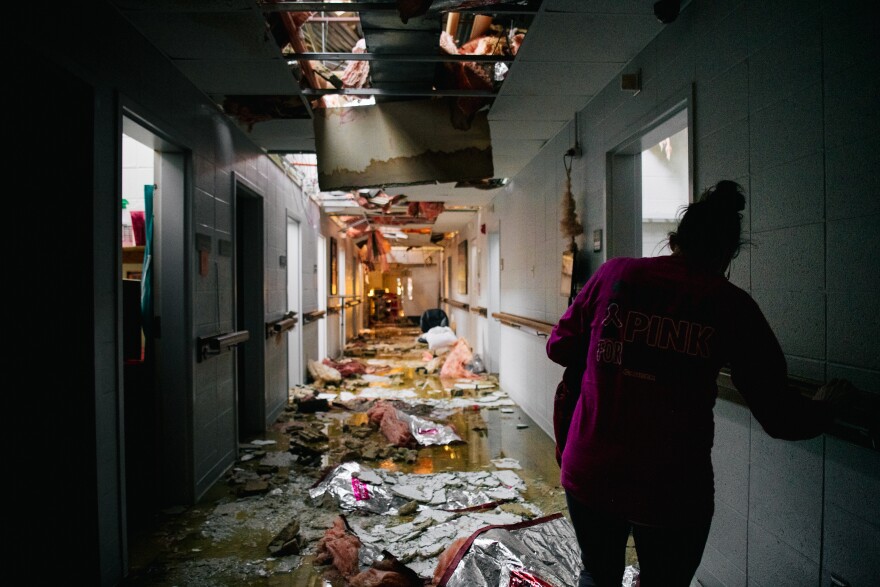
[440,339,480,380]
[350,568,415,587]
[315,517,362,578]
[432,537,469,586]
[367,401,415,447]
[324,358,368,378]
[367,400,397,426]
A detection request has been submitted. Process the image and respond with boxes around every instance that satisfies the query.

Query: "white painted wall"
[490,2,879,585]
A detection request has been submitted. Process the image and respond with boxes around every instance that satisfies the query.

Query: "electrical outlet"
[830,575,850,587]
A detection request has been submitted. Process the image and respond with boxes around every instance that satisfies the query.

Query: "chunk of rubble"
[308,359,342,384]
[238,479,270,497]
[267,519,303,556]
[490,457,522,470]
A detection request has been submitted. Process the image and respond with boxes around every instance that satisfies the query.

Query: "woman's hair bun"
[702,180,745,213]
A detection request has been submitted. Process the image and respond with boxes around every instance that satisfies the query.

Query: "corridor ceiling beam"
[259,2,539,15]
[289,53,514,63]
[302,87,497,97]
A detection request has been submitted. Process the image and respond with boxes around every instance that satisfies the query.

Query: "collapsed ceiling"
[113,0,673,251]
[241,0,542,252]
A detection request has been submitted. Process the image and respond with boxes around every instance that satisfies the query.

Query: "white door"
[316,235,327,361]
[287,218,303,387]
[487,232,501,374]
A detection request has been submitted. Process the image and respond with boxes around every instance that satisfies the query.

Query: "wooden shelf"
[122,246,145,264]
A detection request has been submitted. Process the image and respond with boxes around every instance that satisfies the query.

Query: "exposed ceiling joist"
[259,2,540,15]
[301,87,497,97]
[290,53,514,63]
[114,0,677,249]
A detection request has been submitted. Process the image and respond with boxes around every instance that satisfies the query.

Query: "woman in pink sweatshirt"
[547,180,838,586]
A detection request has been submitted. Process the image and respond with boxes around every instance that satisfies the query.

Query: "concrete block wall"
[492,0,878,583]
[191,139,317,500]
[28,3,324,579]
[491,127,575,437]
[442,211,493,361]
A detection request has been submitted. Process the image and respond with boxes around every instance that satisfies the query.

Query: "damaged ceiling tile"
[314,98,493,190]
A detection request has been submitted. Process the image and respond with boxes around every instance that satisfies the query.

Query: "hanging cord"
[560,151,583,254]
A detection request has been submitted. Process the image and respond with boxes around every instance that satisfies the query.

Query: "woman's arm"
[728,293,834,440]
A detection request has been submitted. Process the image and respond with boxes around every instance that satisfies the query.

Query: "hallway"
[14,2,878,585]
[123,326,628,586]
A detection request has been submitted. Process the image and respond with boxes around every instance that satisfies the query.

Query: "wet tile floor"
[123,326,636,585]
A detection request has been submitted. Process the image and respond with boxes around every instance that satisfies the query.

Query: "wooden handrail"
[470,306,488,317]
[442,297,470,311]
[716,369,878,452]
[491,312,554,335]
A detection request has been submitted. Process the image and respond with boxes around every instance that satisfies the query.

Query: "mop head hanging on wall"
[560,154,584,253]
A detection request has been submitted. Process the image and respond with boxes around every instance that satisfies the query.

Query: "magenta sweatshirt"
[546,256,832,526]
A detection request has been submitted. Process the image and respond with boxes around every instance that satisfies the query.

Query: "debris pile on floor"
[433,513,582,586]
[124,326,585,587]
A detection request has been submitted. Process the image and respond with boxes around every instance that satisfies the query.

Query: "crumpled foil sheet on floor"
[436,513,582,587]
[396,408,462,446]
[349,506,538,579]
[309,462,526,515]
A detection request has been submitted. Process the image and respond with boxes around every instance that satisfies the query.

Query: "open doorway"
[121,115,188,533]
[234,176,265,438]
[607,103,692,258]
[641,127,689,257]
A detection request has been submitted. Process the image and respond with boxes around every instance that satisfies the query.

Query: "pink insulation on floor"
[368,401,415,447]
[431,537,469,586]
[315,517,362,578]
[440,339,480,380]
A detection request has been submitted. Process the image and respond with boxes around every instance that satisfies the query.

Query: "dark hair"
[668,180,747,270]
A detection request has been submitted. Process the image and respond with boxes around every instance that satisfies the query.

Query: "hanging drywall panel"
[314,98,493,190]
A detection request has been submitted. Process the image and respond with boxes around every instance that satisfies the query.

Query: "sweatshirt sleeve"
[728,292,834,440]
[546,262,603,369]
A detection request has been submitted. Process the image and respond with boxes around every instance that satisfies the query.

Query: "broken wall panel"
[315,98,494,190]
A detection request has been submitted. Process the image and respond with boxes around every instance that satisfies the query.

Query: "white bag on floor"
[422,326,457,350]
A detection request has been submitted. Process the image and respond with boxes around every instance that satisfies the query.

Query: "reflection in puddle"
[124,326,572,586]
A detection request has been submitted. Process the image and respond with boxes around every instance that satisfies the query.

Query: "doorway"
[121,115,188,527]
[607,103,692,258]
[234,176,265,438]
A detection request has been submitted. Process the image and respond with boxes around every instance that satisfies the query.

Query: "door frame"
[120,111,193,509]
[606,90,694,259]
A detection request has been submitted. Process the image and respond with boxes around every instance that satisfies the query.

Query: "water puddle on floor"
[124,326,573,586]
